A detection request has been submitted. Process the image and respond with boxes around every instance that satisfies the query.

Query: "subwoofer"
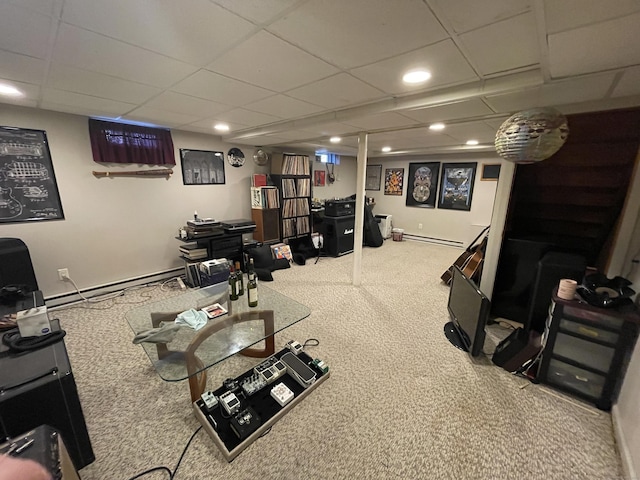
[323,215,355,257]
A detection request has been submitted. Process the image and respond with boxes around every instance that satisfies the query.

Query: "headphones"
[0,284,32,304]
[577,273,635,309]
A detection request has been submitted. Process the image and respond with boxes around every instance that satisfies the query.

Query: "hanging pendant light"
[495,108,569,164]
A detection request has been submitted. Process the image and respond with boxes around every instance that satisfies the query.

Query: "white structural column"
[352,132,368,286]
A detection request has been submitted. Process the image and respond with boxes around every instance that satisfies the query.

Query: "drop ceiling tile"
[215,108,281,127]
[440,121,497,142]
[429,0,530,34]
[548,13,640,78]
[267,0,447,69]
[612,66,640,98]
[186,119,248,134]
[47,64,161,104]
[544,0,640,34]
[145,91,230,117]
[232,134,292,146]
[123,107,204,128]
[261,130,316,141]
[286,73,386,109]
[401,98,495,123]
[342,112,418,131]
[0,3,53,58]
[7,0,62,16]
[53,24,198,88]
[484,73,617,112]
[299,121,358,137]
[207,31,339,92]
[62,0,256,66]
[212,0,300,23]
[41,88,136,116]
[243,95,325,118]
[459,12,539,76]
[172,70,273,106]
[0,51,46,84]
[0,80,39,107]
[350,40,478,95]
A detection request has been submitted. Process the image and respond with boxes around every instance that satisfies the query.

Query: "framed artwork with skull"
[406,162,440,208]
[437,162,477,211]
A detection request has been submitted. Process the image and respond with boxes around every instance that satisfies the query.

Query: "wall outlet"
[418,223,423,230]
[58,268,69,281]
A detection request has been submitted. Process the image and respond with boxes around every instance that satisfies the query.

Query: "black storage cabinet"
[538,292,639,410]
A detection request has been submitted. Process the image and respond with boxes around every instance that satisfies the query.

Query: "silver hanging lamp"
[495,107,569,164]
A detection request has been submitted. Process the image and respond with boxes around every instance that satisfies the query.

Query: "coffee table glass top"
[126,282,311,382]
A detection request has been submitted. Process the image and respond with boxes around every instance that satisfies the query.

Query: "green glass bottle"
[247,259,258,307]
[235,261,245,296]
[228,264,238,301]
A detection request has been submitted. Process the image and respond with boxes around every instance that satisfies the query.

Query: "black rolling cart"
[537,290,639,410]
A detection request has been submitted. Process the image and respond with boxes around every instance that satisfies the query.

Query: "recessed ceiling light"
[0,84,24,97]
[466,139,479,146]
[429,123,445,131]
[402,70,431,84]
[214,123,229,132]
[330,136,341,143]
[381,146,392,153]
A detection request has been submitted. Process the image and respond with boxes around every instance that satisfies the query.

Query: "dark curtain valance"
[89,119,175,165]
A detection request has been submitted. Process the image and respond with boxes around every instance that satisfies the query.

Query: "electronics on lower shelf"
[219,391,241,415]
[270,382,294,407]
[229,407,261,440]
[280,352,316,388]
[201,391,218,411]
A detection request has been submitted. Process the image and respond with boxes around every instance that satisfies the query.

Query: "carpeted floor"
[54,239,623,480]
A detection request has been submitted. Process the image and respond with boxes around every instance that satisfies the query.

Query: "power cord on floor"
[127,425,202,480]
[302,338,320,348]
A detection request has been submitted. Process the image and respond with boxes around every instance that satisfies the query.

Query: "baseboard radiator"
[401,233,463,248]
[46,268,183,309]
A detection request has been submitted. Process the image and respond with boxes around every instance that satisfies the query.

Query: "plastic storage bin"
[392,228,404,241]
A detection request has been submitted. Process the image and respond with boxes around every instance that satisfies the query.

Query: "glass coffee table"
[126,282,311,401]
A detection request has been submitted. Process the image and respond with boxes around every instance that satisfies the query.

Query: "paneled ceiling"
[1,0,639,158]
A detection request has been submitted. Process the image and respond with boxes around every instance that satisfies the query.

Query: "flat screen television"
[444,265,491,357]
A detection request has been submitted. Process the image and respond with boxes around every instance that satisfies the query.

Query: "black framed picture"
[0,126,65,223]
[180,149,225,185]
[384,168,404,196]
[406,162,440,208]
[438,163,477,211]
[365,164,382,191]
[481,163,501,180]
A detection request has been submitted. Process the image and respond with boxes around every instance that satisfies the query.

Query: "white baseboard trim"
[612,404,638,480]
[402,233,463,248]
[45,267,184,309]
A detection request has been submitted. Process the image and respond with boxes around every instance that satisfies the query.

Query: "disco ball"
[494,108,569,164]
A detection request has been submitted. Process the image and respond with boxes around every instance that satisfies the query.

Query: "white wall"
[614,211,640,479]
[0,104,261,297]
[366,154,500,246]
[310,155,358,200]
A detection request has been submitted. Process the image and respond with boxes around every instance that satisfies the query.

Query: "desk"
[126,283,311,400]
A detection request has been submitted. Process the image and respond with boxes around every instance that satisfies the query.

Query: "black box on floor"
[323,215,355,257]
[492,327,542,373]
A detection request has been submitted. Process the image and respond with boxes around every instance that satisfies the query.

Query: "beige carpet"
[53,239,623,480]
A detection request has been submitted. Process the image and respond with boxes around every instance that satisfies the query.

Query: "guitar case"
[363,204,383,248]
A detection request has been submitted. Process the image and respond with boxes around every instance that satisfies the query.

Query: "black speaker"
[323,215,355,257]
[0,238,39,291]
[0,322,94,470]
[492,328,542,372]
[526,252,586,333]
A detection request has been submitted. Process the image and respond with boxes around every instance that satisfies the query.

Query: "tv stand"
[443,321,469,352]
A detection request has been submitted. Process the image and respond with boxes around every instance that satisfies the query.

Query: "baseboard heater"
[402,233,463,248]
[46,268,183,309]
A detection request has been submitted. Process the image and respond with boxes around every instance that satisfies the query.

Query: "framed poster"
[406,162,440,208]
[0,126,64,223]
[438,163,477,211]
[180,149,225,185]
[481,163,501,180]
[365,164,382,191]
[384,168,404,195]
[314,170,325,186]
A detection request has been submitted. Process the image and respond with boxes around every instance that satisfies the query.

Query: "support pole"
[352,132,368,286]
